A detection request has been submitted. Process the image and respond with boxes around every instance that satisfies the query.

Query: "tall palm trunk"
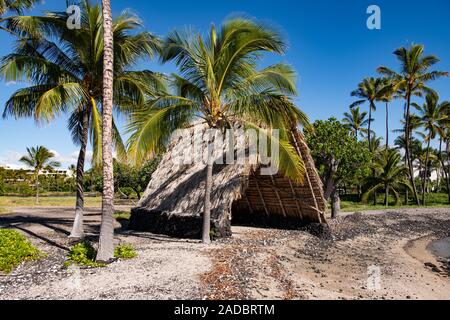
[368,103,373,149]
[446,139,450,204]
[385,102,389,149]
[405,92,421,205]
[97,0,115,263]
[437,138,443,193]
[439,138,449,202]
[422,133,432,205]
[69,104,91,240]
[35,173,39,205]
[403,103,409,205]
[385,184,389,207]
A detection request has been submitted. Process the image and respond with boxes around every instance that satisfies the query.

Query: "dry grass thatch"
[129,123,327,238]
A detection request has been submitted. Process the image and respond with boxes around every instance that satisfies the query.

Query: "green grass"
[113,211,131,220]
[114,244,137,260]
[65,241,137,268]
[0,229,44,273]
[0,196,103,208]
[65,241,105,268]
[339,193,450,212]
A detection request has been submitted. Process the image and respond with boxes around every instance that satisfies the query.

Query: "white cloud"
[0,150,27,169]
[0,149,89,170]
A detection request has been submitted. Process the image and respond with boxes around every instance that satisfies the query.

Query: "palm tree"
[378,44,449,205]
[342,107,370,139]
[413,93,450,204]
[362,148,411,207]
[0,0,36,35]
[379,78,398,149]
[438,113,450,203]
[350,77,384,149]
[127,18,307,244]
[1,1,161,241]
[96,0,115,263]
[19,146,61,204]
[68,164,76,178]
[415,146,438,193]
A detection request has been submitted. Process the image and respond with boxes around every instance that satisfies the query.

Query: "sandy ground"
[0,207,449,300]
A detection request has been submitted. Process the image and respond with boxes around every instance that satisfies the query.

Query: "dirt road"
[1,207,449,300]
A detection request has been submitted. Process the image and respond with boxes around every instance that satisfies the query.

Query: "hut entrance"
[231,172,312,230]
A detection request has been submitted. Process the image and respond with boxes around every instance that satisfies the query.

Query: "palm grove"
[0,1,449,259]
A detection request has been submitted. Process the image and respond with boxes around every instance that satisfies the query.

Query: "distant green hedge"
[0,229,42,273]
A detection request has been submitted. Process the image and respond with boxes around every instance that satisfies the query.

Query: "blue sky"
[1,0,449,169]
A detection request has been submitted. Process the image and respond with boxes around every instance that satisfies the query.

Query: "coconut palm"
[414,145,438,195]
[378,44,449,205]
[413,93,450,204]
[19,146,61,204]
[96,0,115,263]
[1,0,162,241]
[438,112,450,203]
[0,0,36,35]
[350,77,384,149]
[342,106,370,139]
[127,18,307,244]
[378,78,398,149]
[362,148,411,207]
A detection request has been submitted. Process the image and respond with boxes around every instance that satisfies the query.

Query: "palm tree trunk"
[35,174,39,205]
[422,134,432,205]
[368,104,373,149]
[385,102,389,149]
[69,105,91,241]
[404,156,409,205]
[437,138,443,193]
[202,162,213,244]
[405,92,421,205]
[385,184,389,207]
[97,0,115,263]
[446,139,450,204]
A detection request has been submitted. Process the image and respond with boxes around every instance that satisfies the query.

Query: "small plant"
[113,211,131,221]
[0,229,42,273]
[65,242,105,268]
[209,227,219,240]
[114,244,137,260]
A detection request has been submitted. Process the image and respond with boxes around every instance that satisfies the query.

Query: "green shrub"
[0,181,5,196]
[0,229,42,273]
[66,242,137,267]
[113,211,131,220]
[7,182,34,196]
[65,242,105,268]
[114,244,137,260]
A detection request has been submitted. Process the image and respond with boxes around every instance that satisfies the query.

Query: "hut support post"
[254,178,270,217]
[288,179,304,219]
[270,176,287,217]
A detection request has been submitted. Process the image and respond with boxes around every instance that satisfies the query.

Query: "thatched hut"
[129,123,327,238]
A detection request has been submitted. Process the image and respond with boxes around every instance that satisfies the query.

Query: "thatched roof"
[129,123,327,238]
